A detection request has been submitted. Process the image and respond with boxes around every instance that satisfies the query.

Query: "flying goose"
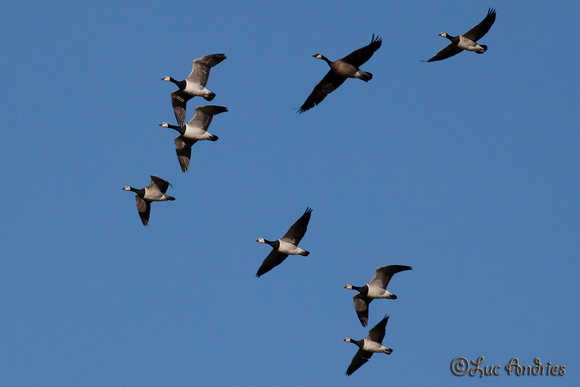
[162,53,227,125]
[425,8,496,62]
[344,315,392,376]
[256,207,312,277]
[122,175,175,226]
[345,265,412,327]
[298,35,382,113]
[159,105,228,172]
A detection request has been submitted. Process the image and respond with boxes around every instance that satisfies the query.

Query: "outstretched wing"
[463,8,496,42]
[353,293,372,327]
[135,195,150,226]
[174,136,196,173]
[346,349,374,376]
[341,34,382,67]
[187,105,228,130]
[367,315,389,343]
[170,90,193,126]
[256,250,289,278]
[425,43,463,62]
[149,175,172,194]
[280,207,312,245]
[298,71,346,113]
[368,265,413,289]
[186,54,227,87]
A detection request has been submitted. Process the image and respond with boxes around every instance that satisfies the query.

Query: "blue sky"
[1,1,578,386]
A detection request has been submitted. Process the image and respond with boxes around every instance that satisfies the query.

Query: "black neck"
[129,187,145,197]
[165,123,185,134]
[264,239,280,249]
[351,284,369,295]
[447,34,459,43]
[320,55,332,66]
[171,78,186,89]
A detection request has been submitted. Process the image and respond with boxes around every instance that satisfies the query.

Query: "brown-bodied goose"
[122,175,175,226]
[298,35,382,113]
[425,8,496,62]
[345,265,412,327]
[162,54,226,125]
[159,105,228,173]
[256,207,312,277]
[344,315,392,376]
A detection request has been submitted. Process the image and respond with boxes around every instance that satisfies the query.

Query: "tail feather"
[209,134,218,141]
[361,71,372,82]
[204,92,216,101]
[476,45,488,54]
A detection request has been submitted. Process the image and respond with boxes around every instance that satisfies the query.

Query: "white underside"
[184,81,212,97]
[277,240,306,255]
[182,125,214,140]
[144,191,172,201]
[362,339,391,353]
[457,36,484,52]
[366,286,395,299]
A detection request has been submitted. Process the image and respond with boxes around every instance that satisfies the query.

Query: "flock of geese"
[122,8,496,376]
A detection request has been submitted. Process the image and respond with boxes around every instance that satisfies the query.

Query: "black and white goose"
[425,8,496,62]
[345,265,412,327]
[344,315,392,376]
[122,175,175,226]
[256,207,312,277]
[159,105,228,173]
[162,54,226,125]
[298,35,382,113]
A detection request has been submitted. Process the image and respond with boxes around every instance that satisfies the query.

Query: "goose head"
[122,186,133,191]
[256,238,266,243]
[161,76,172,82]
[439,32,448,38]
[159,122,183,133]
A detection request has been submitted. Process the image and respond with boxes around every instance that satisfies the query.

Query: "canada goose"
[425,8,496,62]
[298,35,382,113]
[344,315,392,376]
[345,265,412,327]
[256,207,312,277]
[159,105,228,172]
[122,175,175,226]
[162,54,226,125]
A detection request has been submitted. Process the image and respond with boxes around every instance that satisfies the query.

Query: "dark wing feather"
[135,195,150,226]
[256,249,289,277]
[170,90,193,126]
[368,265,413,289]
[280,207,312,245]
[426,43,463,62]
[298,70,346,113]
[353,293,372,327]
[149,175,172,193]
[174,136,196,173]
[186,54,227,87]
[187,105,228,130]
[341,34,382,67]
[463,8,496,42]
[367,315,389,343]
[346,349,373,376]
